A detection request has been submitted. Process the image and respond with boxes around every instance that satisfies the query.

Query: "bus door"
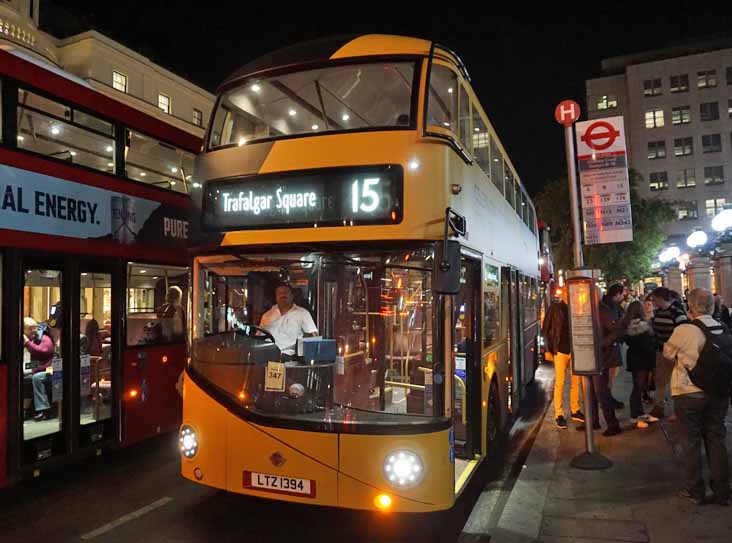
[18,256,121,469]
[20,258,67,467]
[77,260,119,450]
[502,267,522,409]
[452,257,481,459]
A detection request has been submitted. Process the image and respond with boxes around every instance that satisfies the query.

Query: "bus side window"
[458,85,472,153]
[483,264,500,348]
[127,263,189,346]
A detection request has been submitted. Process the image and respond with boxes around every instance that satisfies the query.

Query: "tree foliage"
[534,170,675,284]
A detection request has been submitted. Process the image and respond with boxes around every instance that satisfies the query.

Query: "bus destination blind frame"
[202,165,403,231]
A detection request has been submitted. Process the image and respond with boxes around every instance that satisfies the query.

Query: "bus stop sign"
[555,100,581,127]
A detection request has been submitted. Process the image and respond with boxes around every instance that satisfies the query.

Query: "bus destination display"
[203,165,402,231]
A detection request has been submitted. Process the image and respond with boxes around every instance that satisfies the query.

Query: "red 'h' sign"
[555,100,581,127]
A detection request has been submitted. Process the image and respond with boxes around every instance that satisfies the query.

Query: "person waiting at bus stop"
[577,284,626,436]
[663,288,730,505]
[542,296,583,429]
[23,317,55,421]
[260,283,318,359]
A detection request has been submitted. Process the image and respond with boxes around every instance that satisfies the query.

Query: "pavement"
[488,366,732,543]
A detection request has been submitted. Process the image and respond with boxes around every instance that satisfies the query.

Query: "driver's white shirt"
[260,304,318,355]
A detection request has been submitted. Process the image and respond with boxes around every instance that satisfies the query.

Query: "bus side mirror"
[434,241,461,294]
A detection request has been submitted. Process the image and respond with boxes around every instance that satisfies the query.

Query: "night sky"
[41,2,732,196]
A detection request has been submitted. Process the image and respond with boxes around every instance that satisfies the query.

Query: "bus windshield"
[191,247,439,427]
[208,61,418,149]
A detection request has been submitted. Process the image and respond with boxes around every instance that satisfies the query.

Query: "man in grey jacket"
[664,288,730,506]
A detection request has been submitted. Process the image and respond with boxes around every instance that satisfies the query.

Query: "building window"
[158,93,171,114]
[645,108,664,128]
[649,171,668,191]
[702,133,722,153]
[671,106,691,125]
[112,71,128,93]
[704,166,724,186]
[676,168,696,188]
[706,198,726,218]
[670,74,689,93]
[700,102,720,121]
[193,108,203,127]
[677,201,698,220]
[596,94,617,110]
[698,70,718,89]
[647,140,666,159]
[643,78,662,97]
[673,137,693,156]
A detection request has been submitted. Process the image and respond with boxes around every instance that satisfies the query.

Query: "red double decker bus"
[0,49,199,486]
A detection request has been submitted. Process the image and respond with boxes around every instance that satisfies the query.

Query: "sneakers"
[555,416,568,429]
[639,414,660,423]
[602,426,622,437]
[570,411,585,422]
[630,418,649,429]
[33,411,49,422]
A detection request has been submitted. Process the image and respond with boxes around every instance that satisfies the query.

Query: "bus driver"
[260,283,318,358]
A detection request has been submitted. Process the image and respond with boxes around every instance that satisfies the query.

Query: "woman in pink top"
[23,318,55,420]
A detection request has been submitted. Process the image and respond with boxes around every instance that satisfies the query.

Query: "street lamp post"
[659,246,683,292]
[686,229,712,291]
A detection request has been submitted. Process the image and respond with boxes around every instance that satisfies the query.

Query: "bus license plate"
[243,471,316,498]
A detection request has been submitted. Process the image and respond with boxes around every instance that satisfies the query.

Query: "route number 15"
[352,178,381,214]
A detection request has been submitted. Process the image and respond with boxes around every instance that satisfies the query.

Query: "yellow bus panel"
[338,431,454,512]
[180,373,228,490]
[225,414,340,507]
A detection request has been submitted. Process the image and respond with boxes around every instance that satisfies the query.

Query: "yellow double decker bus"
[180,34,541,513]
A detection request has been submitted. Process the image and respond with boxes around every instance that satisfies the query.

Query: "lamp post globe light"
[712,204,732,305]
[686,229,709,250]
[711,204,732,234]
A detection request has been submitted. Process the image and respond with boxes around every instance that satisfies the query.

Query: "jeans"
[652,351,673,410]
[32,372,51,412]
[588,369,620,429]
[553,352,582,418]
[630,370,650,419]
[674,393,730,500]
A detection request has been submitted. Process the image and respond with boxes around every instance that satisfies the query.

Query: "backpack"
[689,320,732,398]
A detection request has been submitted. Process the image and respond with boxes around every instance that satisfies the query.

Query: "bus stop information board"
[567,276,602,375]
[574,117,633,245]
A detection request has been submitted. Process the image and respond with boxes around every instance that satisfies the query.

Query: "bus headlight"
[179,425,198,459]
[383,450,423,488]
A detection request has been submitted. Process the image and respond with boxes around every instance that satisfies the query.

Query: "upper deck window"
[125,129,195,194]
[426,64,458,133]
[17,88,116,174]
[209,61,417,149]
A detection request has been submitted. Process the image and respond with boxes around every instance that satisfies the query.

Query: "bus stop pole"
[564,123,612,470]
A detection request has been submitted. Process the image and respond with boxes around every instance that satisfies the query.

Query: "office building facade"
[586,38,732,242]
